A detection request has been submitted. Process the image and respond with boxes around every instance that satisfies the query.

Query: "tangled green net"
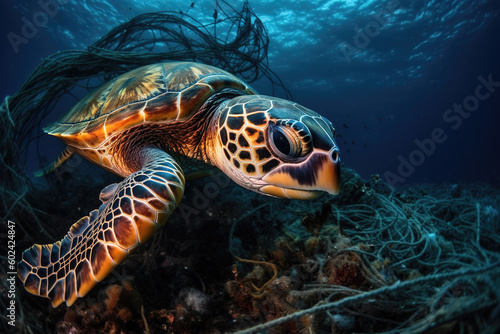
[226,171,500,333]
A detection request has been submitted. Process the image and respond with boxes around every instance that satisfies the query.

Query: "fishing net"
[0,1,286,332]
[224,171,500,333]
[1,1,499,333]
[0,0,288,197]
[0,0,287,261]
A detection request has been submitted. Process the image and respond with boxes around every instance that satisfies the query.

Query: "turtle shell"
[46,62,255,149]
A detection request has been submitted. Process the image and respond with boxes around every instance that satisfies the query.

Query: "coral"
[117,307,133,322]
[321,251,366,287]
[4,152,499,334]
[229,256,279,302]
[48,277,146,333]
[304,236,320,256]
[301,202,332,237]
[105,284,123,313]
[0,2,287,331]
[178,288,210,314]
[220,169,500,333]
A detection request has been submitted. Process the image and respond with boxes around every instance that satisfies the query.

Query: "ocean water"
[2,0,499,185]
[1,1,500,333]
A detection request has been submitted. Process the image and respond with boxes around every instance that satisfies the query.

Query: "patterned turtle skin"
[18,62,341,307]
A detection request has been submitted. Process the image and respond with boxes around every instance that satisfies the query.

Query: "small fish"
[364,143,367,148]
[343,123,348,129]
[364,124,370,130]
[343,140,347,144]
[377,117,382,122]
[352,140,355,145]
[347,149,351,154]
[337,133,342,138]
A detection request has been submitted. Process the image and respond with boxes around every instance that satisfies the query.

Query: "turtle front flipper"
[18,149,185,307]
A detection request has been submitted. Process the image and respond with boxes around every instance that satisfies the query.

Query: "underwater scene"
[1,0,499,333]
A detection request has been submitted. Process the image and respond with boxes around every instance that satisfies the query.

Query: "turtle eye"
[268,121,312,160]
[270,126,297,157]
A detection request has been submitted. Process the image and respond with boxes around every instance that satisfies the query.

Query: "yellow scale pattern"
[219,96,280,177]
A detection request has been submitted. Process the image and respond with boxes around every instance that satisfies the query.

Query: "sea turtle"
[18,62,340,307]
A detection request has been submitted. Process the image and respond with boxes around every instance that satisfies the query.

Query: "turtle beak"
[261,149,341,199]
[312,149,341,195]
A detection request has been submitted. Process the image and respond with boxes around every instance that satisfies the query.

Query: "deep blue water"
[1,0,499,187]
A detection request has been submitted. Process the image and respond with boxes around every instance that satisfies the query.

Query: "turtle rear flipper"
[34,146,75,177]
[18,149,185,307]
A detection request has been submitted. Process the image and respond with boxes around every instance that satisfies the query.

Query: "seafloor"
[2,162,499,334]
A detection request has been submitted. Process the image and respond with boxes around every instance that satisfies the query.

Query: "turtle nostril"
[331,150,339,163]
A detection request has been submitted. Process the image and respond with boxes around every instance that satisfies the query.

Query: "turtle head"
[212,95,340,199]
